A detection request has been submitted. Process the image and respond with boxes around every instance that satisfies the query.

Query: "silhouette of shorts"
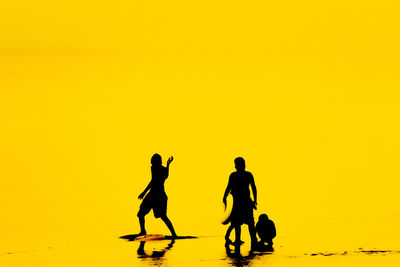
[229,197,254,225]
[138,192,168,218]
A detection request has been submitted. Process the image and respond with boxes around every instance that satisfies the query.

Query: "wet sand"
[2,233,399,267]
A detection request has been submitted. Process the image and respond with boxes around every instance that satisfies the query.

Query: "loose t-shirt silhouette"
[228,170,255,225]
[139,165,169,218]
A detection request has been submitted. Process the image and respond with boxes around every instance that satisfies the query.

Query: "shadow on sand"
[119,234,197,241]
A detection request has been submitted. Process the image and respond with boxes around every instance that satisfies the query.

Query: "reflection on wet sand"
[137,239,175,265]
[304,248,400,257]
[225,241,274,266]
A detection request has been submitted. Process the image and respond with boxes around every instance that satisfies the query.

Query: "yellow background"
[1,0,400,260]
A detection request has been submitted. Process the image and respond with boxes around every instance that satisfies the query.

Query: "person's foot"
[167,239,175,249]
[233,240,245,246]
[250,242,260,252]
[225,238,233,245]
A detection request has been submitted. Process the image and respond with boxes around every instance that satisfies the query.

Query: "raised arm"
[166,156,174,178]
[250,173,257,205]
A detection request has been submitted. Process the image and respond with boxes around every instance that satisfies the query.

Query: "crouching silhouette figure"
[256,213,276,249]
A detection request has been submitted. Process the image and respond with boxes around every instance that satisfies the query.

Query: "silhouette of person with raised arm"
[223,157,258,251]
[137,154,177,237]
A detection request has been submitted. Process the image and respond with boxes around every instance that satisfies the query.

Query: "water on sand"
[2,230,399,267]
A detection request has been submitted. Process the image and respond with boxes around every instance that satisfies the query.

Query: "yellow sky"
[1,0,400,249]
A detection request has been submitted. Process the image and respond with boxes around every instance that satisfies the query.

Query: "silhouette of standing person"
[223,157,258,250]
[137,154,177,237]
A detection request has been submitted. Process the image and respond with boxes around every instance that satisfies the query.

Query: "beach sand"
[2,224,399,267]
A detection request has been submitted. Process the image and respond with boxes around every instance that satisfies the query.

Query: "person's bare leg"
[138,215,146,235]
[161,215,177,237]
[225,224,234,244]
[234,225,241,254]
[248,223,258,250]
[234,225,241,245]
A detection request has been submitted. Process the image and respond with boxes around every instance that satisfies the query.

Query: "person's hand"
[138,192,146,200]
[253,200,258,210]
[167,156,174,165]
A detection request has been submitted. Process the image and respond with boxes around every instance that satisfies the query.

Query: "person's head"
[259,213,269,222]
[234,157,245,171]
[151,153,162,166]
